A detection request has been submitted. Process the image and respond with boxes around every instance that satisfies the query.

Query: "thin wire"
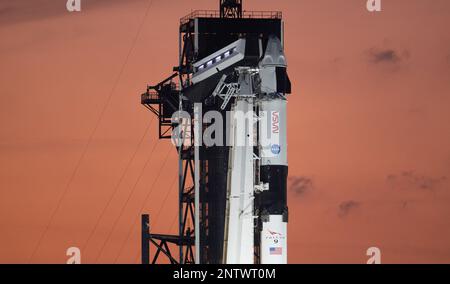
[28,0,154,263]
[168,211,179,233]
[111,146,174,263]
[91,136,162,263]
[134,210,179,264]
[121,175,177,264]
[148,176,177,229]
[81,118,154,254]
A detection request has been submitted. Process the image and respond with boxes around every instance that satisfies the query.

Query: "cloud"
[371,49,399,63]
[367,48,410,64]
[338,200,360,218]
[288,176,314,196]
[387,171,447,192]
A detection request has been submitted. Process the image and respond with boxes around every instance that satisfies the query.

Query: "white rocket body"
[259,99,288,167]
[258,99,288,264]
[225,99,255,264]
[218,36,289,264]
[257,36,289,264]
[260,215,287,264]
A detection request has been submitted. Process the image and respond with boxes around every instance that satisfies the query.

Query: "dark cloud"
[407,106,426,116]
[367,48,410,64]
[331,57,343,64]
[288,176,313,196]
[338,200,360,218]
[387,171,447,192]
[371,49,399,63]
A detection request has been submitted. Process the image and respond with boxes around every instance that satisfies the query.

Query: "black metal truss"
[141,214,195,264]
[141,73,179,139]
[140,133,198,264]
[141,11,198,263]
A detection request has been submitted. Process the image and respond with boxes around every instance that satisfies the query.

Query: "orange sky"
[0,0,449,264]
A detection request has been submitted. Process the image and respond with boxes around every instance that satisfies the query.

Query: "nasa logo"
[272,111,279,134]
[271,144,281,155]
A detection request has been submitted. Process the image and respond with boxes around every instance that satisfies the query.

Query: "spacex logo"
[268,229,283,237]
[265,229,285,244]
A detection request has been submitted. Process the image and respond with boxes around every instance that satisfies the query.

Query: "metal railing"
[180,10,282,25]
[141,91,160,103]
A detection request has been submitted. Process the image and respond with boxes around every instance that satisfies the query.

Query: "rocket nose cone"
[260,36,287,67]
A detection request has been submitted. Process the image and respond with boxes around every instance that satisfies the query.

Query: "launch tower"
[140,0,291,264]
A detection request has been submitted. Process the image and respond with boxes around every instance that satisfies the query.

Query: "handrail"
[180,10,282,25]
[141,91,160,102]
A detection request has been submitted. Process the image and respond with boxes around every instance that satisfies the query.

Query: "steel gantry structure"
[140,0,289,264]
